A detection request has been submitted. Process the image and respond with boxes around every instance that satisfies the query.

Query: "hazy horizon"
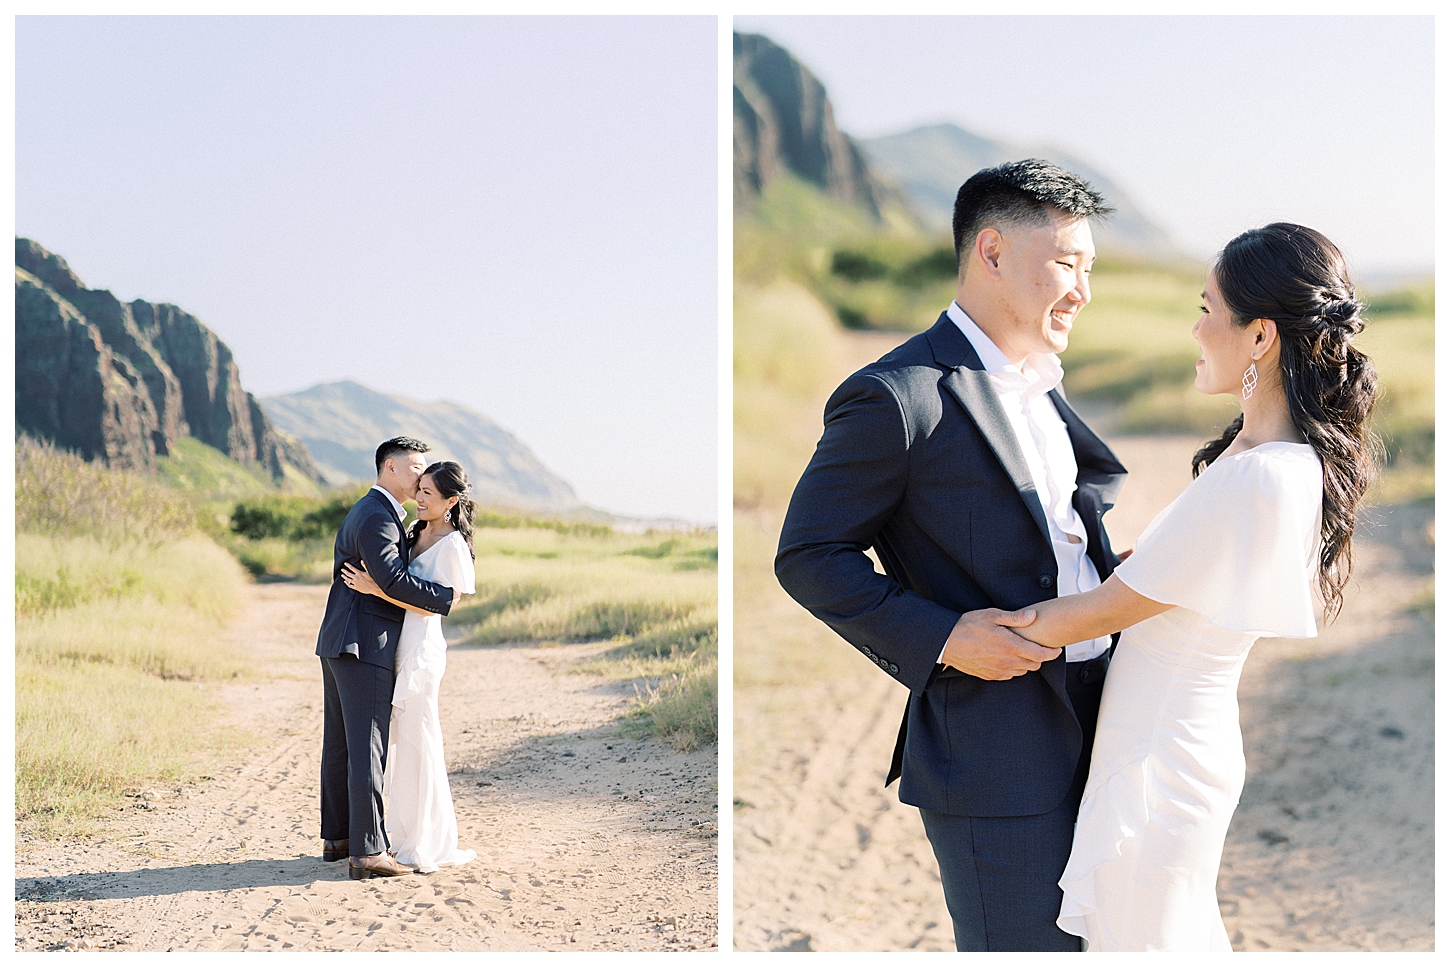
[17,16,718,524]
[734,15,1432,279]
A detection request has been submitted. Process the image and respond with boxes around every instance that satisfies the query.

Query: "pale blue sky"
[17,15,718,523]
[734,15,1433,277]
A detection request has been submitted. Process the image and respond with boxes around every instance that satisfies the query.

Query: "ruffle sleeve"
[1113,445,1322,638]
[440,532,475,596]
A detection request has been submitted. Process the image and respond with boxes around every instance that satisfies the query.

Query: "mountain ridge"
[258,380,580,512]
[860,123,1182,258]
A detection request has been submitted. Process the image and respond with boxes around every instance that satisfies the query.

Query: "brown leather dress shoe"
[348,852,416,879]
[322,839,349,862]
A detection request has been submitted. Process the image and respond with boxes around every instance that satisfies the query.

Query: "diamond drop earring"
[1241,361,1259,400]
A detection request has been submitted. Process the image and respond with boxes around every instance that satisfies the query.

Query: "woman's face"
[1192,270,1256,397]
[413,474,457,523]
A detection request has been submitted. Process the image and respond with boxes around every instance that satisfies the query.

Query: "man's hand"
[940,608,1060,681]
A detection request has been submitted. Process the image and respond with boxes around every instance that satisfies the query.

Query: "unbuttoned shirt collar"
[370,484,407,525]
[947,301,1064,402]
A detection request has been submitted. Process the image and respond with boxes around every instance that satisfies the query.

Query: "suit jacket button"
[862,646,874,657]
[1039,575,1053,588]
[889,663,899,674]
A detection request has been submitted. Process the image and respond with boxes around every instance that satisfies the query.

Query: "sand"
[14,582,718,952]
[733,433,1433,952]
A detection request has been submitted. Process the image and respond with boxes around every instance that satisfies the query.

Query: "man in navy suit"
[315,436,459,879]
[776,160,1128,950]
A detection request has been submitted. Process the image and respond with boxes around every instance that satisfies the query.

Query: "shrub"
[830,249,890,282]
[229,488,366,541]
[894,246,958,287]
[835,304,872,330]
[15,435,197,543]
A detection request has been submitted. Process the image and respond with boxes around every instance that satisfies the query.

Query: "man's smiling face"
[991,211,1095,361]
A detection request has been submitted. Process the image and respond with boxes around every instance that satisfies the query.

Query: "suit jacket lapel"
[929,315,1053,548]
[1050,389,1128,504]
[371,489,409,561]
[1049,389,1129,579]
[929,315,1081,712]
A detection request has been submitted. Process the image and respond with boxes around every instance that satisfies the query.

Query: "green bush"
[894,246,958,287]
[830,249,890,282]
[229,489,364,541]
[835,304,873,330]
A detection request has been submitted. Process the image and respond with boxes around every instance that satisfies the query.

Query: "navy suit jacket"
[776,313,1128,817]
[314,489,455,671]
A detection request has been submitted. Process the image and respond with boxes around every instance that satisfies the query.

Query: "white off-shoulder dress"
[1057,442,1323,951]
[384,529,477,873]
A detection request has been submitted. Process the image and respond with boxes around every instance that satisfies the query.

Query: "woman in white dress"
[341,460,478,873]
[966,223,1379,950]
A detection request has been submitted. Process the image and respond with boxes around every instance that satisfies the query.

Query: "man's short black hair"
[952,159,1113,265]
[375,436,430,475]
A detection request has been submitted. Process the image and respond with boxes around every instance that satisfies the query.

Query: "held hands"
[340,562,382,597]
[940,608,1059,681]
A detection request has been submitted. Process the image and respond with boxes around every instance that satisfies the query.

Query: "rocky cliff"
[734,33,1182,261]
[733,31,896,218]
[15,238,322,480]
[259,381,580,511]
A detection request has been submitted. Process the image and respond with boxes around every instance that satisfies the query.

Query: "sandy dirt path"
[734,432,1432,952]
[15,582,718,952]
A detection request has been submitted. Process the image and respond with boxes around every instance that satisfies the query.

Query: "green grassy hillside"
[156,436,325,498]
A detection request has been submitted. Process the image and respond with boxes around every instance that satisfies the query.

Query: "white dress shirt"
[947,301,1112,663]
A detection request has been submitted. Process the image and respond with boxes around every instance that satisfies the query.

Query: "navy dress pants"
[919,654,1108,951]
[319,654,394,857]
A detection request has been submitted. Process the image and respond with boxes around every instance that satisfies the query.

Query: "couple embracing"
[777,161,1379,951]
[314,437,480,878]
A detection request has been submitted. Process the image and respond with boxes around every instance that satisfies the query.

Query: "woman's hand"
[341,562,382,597]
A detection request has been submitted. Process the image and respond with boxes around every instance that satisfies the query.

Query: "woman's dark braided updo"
[1190,223,1380,621]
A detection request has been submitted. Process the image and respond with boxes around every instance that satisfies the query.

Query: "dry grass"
[449,525,719,751]
[15,535,250,834]
[15,440,253,836]
[15,435,197,542]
